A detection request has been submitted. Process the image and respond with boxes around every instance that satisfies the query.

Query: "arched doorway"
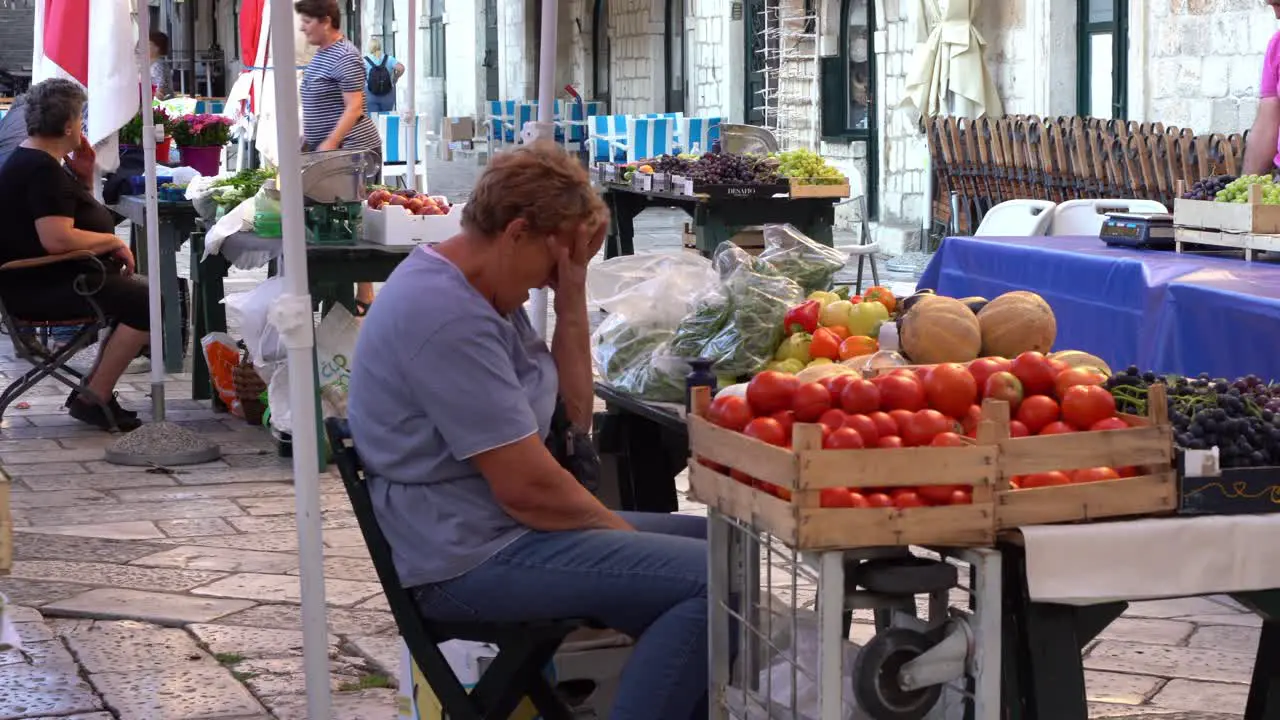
[664,0,685,113]
[592,0,611,106]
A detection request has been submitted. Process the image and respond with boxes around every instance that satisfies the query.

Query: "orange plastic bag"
[201,332,243,417]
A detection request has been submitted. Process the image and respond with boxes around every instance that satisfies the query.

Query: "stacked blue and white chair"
[373,112,429,187]
[680,117,722,154]
[588,114,629,163]
[561,101,607,148]
[622,116,676,163]
[485,100,519,149]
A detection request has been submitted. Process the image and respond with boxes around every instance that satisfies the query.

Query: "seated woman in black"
[0,79,149,431]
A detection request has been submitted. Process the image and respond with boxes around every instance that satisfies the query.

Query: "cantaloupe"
[976,291,1057,358]
[900,295,983,364]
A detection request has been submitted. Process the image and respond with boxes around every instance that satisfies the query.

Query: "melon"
[976,291,1057,358]
[900,295,983,364]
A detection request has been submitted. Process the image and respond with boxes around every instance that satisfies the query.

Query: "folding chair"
[623,116,676,163]
[374,112,427,189]
[833,166,881,296]
[324,418,583,720]
[973,199,1057,237]
[1048,198,1168,237]
[680,116,722,154]
[0,252,119,428]
[587,114,628,163]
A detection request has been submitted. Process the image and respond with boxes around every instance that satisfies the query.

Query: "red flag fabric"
[240,0,266,68]
[43,0,90,84]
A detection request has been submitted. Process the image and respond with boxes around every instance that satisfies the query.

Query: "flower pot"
[179,144,223,176]
[121,137,173,167]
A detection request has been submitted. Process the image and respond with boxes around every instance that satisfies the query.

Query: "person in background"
[149,31,173,100]
[363,37,404,113]
[1244,0,1280,174]
[0,79,148,431]
[295,0,382,313]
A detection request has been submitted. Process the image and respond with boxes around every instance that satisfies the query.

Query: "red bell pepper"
[784,300,821,336]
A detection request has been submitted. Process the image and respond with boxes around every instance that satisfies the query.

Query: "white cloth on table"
[1021,514,1280,605]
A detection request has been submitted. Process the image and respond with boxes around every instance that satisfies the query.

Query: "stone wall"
[0,1,33,79]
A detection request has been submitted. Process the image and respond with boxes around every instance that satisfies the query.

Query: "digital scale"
[1099,212,1175,249]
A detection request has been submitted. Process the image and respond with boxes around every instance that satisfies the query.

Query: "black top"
[0,147,117,272]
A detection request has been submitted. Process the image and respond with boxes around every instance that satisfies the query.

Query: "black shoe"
[67,397,143,432]
[65,391,139,421]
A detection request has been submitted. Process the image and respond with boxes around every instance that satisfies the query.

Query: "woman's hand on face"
[548,218,607,295]
[67,137,96,183]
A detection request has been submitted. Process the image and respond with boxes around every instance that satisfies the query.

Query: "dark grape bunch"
[1106,366,1280,468]
[1180,175,1237,200]
[686,152,780,185]
[652,154,692,175]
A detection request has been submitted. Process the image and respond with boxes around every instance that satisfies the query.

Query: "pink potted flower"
[171,113,233,176]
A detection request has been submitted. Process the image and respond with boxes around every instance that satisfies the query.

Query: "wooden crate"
[1173,227,1280,261]
[1173,184,1280,234]
[788,180,852,199]
[0,467,10,575]
[983,384,1177,529]
[687,387,997,549]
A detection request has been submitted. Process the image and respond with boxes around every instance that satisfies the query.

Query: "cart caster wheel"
[852,557,958,596]
[853,627,942,720]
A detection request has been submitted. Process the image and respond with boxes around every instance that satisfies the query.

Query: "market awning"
[899,0,1003,120]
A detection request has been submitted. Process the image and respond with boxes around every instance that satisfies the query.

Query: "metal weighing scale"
[298,149,381,244]
[1100,212,1175,249]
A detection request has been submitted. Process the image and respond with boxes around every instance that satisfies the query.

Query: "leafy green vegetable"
[209,167,277,209]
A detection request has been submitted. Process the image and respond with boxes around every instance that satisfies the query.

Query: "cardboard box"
[397,632,633,720]
[441,117,477,162]
[364,203,466,246]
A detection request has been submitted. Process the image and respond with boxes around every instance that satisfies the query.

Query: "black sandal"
[354,300,371,317]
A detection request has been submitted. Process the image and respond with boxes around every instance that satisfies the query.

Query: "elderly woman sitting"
[0,79,148,431]
[347,143,711,719]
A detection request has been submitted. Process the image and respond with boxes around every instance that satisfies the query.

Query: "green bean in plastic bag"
[758,224,849,294]
[701,243,805,377]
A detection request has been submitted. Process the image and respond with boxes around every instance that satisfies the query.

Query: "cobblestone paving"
[0,158,1256,719]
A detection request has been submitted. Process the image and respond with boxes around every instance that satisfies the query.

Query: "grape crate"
[1174,181,1280,259]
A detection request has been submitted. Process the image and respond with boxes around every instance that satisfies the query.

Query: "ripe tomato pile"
[700,350,1141,507]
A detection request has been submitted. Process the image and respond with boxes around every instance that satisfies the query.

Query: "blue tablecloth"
[917,236,1280,380]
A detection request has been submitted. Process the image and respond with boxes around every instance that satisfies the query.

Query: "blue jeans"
[367,92,395,112]
[413,511,710,720]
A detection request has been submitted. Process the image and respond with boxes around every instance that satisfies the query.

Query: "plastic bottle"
[253,179,283,238]
[686,358,717,412]
[876,320,900,352]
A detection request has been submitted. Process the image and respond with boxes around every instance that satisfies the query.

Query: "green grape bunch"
[1214,174,1280,205]
[776,149,846,186]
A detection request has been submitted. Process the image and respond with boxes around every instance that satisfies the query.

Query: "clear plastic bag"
[758,223,850,294]
[702,245,805,378]
[586,252,716,323]
[591,313,673,389]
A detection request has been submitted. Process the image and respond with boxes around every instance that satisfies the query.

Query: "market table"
[917,235,1280,380]
[593,382,687,513]
[599,184,838,259]
[998,516,1280,719]
[113,195,201,373]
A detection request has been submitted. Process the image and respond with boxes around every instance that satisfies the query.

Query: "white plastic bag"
[586,252,717,324]
[0,593,22,655]
[185,174,221,220]
[202,196,257,261]
[316,304,360,419]
[223,277,287,367]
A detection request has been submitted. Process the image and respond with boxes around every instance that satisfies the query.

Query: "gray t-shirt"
[347,246,558,587]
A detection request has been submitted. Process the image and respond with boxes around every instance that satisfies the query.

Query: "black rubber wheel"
[853,627,942,720]
[853,557,958,596]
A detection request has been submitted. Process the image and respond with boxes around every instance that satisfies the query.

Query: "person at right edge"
[1243,0,1280,175]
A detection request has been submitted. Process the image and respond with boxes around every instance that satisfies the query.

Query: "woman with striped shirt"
[295,0,381,311]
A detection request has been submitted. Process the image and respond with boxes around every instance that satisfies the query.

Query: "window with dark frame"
[593,0,610,104]
[819,0,877,217]
[1077,0,1128,119]
[427,0,445,79]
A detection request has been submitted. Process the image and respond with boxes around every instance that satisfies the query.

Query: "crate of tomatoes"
[687,369,998,550]
[969,353,1177,529]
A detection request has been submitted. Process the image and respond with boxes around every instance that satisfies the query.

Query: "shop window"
[593,0,610,104]
[1077,0,1127,119]
[427,0,445,78]
[819,0,876,216]
[664,0,686,113]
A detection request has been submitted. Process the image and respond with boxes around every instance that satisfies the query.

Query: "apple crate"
[687,387,997,550]
[363,203,465,246]
[1173,183,1280,235]
[983,383,1176,530]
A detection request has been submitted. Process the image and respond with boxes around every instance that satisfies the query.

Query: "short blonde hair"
[368,37,382,54]
[462,142,607,239]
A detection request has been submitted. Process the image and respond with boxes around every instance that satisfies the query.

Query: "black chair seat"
[325,417,582,720]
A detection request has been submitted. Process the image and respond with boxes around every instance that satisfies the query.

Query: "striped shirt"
[301,39,381,151]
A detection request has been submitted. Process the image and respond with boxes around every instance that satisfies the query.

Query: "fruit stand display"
[1174,174,1280,258]
[363,187,462,245]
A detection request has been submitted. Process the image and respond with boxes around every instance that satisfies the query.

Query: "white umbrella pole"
[137,3,165,419]
[404,0,417,190]
[267,0,331,716]
[529,0,558,339]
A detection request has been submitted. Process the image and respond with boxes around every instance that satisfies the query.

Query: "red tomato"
[792,382,833,423]
[743,417,788,447]
[892,489,926,508]
[1115,466,1140,478]
[917,484,961,504]
[819,487,857,507]
[865,492,894,507]
[877,435,905,448]
[902,409,953,447]
[1038,421,1077,435]
[1090,417,1130,432]
[888,409,916,432]
[840,379,881,415]
[1061,385,1117,430]
[770,410,796,439]
[1009,420,1030,438]
[879,374,927,412]
[821,373,855,399]
[809,328,843,361]
[747,371,800,416]
[983,371,1025,412]
[968,357,1012,392]
[867,411,899,437]
[847,491,871,508]
[824,427,866,450]
[1016,395,1061,435]
[923,363,979,419]
[960,405,984,437]
[1054,367,1108,399]
[949,488,973,505]
[707,395,753,431]
[1071,467,1120,484]
[819,409,848,433]
[930,431,967,447]
[1010,352,1056,396]
[844,414,880,446]
[1020,471,1071,488]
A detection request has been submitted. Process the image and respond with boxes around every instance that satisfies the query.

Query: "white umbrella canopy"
[899,0,1004,120]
